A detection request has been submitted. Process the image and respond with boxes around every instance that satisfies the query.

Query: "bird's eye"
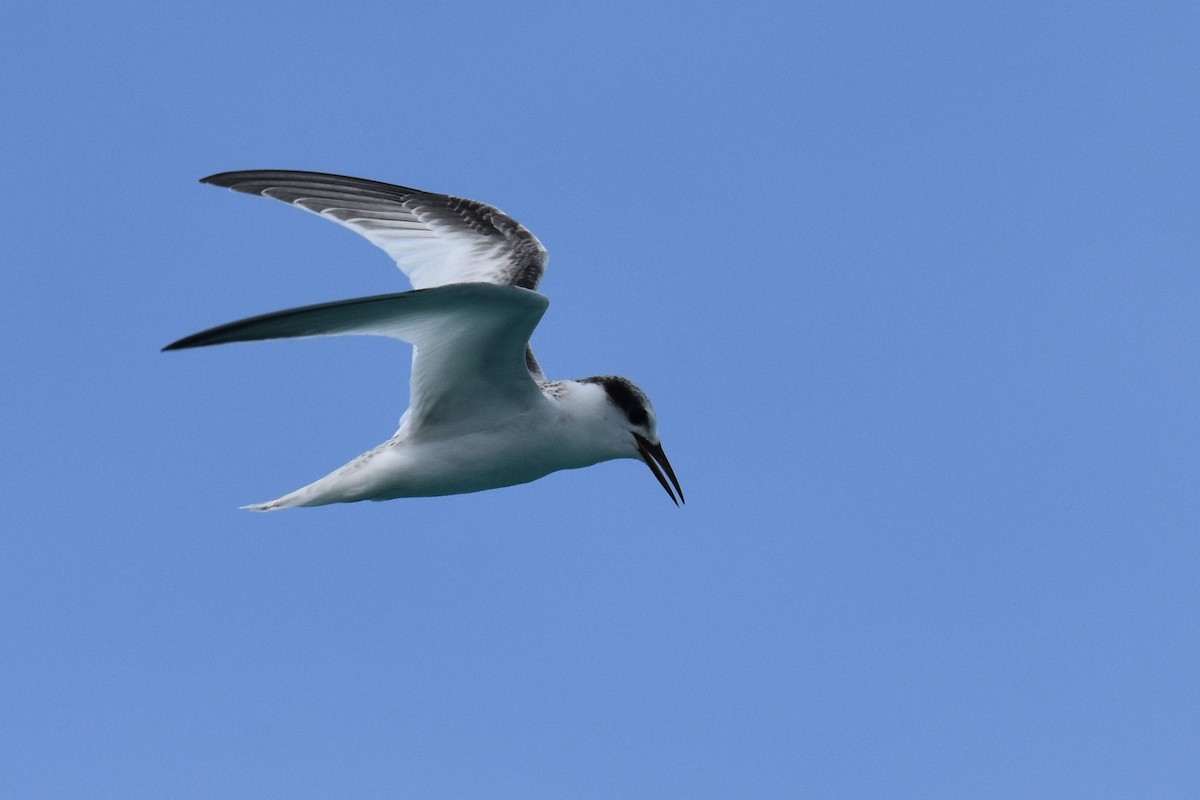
[628,407,649,428]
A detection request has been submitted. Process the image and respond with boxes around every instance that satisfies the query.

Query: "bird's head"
[578,376,684,506]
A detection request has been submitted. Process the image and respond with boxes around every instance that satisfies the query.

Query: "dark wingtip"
[199,171,244,188]
[161,336,197,352]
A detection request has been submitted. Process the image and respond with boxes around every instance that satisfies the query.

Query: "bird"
[164,170,683,511]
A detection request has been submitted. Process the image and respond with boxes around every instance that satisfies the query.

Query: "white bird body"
[252,380,631,510]
[166,171,683,510]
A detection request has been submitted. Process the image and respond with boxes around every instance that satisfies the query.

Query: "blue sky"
[3,1,1199,797]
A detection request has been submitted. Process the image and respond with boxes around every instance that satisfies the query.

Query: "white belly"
[247,419,620,510]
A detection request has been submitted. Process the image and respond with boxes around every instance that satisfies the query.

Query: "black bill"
[634,433,685,506]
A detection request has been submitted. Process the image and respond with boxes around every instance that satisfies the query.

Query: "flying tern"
[164,171,683,510]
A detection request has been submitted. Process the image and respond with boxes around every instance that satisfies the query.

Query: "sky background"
[3,1,1199,797]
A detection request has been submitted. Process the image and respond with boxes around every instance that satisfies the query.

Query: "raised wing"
[201,170,548,291]
[164,283,550,432]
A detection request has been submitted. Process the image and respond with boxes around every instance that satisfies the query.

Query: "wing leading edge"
[164,282,550,431]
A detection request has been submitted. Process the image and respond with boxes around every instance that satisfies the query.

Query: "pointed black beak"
[634,433,685,506]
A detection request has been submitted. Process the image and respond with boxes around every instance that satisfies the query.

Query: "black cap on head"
[580,376,650,428]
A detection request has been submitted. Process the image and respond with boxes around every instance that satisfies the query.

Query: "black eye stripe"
[579,375,650,427]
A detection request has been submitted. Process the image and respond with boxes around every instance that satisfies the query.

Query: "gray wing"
[201,170,548,291]
[164,283,550,431]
